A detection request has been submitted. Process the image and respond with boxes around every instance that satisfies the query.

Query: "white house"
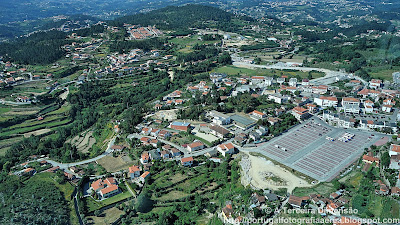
[314,96,338,108]
[342,97,360,114]
[390,144,400,156]
[187,141,205,152]
[209,110,231,125]
[289,78,297,87]
[217,143,235,157]
[369,79,382,89]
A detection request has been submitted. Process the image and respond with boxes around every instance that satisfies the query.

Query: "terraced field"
[0,103,72,155]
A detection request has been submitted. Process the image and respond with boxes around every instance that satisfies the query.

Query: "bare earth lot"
[240,152,312,193]
[66,130,96,153]
[153,109,179,121]
[24,128,51,138]
[97,155,134,172]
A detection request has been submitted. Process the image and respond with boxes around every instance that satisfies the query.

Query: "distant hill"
[109,4,253,30]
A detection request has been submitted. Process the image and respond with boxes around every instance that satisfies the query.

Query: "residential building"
[169,148,181,157]
[217,143,235,157]
[100,184,119,199]
[393,72,400,85]
[389,144,400,156]
[24,168,35,176]
[302,79,309,86]
[187,141,205,152]
[170,121,191,131]
[209,110,231,125]
[149,150,161,160]
[158,130,171,139]
[111,145,125,151]
[160,150,170,159]
[362,154,380,166]
[141,152,150,164]
[291,107,310,121]
[288,195,307,208]
[181,157,194,166]
[210,125,230,138]
[369,79,382,89]
[249,110,266,120]
[314,96,338,108]
[268,94,288,104]
[382,104,392,113]
[265,77,274,86]
[139,171,150,183]
[289,78,297,87]
[342,97,360,114]
[91,177,119,199]
[129,165,141,178]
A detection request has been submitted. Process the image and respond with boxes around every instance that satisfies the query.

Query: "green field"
[84,191,132,212]
[292,182,336,197]
[212,65,325,79]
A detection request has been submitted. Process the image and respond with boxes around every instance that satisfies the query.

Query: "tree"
[381,152,390,168]
[94,210,101,217]
[135,190,154,213]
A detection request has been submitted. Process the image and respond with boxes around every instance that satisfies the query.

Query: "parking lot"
[250,117,385,181]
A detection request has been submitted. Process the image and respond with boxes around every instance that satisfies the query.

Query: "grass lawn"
[156,190,190,201]
[87,207,124,225]
[100,191,132,205]
[0,146,10,156]
[292,182,336,197]
[97,155,135,172]
[47,104,71,115]
[0,107,11,115]
[340,171,363,189]
[86,191,133,212]
[212,65,324,79]
[366,65,400,81]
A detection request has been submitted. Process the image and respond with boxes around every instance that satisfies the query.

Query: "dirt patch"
[97,155,134,172]
[153,109,179,121]
[87,207,123,225]
[24,128,52,138]
[4,109,39,116]
[59,88,69,100]
[240,152,312,193]
[66,130,95,153]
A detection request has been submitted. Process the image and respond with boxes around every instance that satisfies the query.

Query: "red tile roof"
[129,165,140,173]
[181,157,194,163]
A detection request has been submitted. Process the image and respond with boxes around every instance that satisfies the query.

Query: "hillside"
[109,4,253,30]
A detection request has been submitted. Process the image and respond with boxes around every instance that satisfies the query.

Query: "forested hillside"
[109,4,253,30]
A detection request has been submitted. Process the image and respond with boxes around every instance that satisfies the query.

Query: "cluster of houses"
[221,191,280,223]
[360,144,400,196]
[125,25,163,40]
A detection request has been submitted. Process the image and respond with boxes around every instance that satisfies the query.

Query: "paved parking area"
[250,117,384,181]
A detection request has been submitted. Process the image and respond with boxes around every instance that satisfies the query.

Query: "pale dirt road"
[241,152,312,193]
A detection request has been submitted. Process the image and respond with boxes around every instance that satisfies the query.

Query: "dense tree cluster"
[0,30,70,64]
[109,38,168,53]
[109,4,252,31]
[0,176,70,224]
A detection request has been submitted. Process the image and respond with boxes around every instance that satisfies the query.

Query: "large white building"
[314,96,338,108]
[209,110,231,125]
[342,97,360,114]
